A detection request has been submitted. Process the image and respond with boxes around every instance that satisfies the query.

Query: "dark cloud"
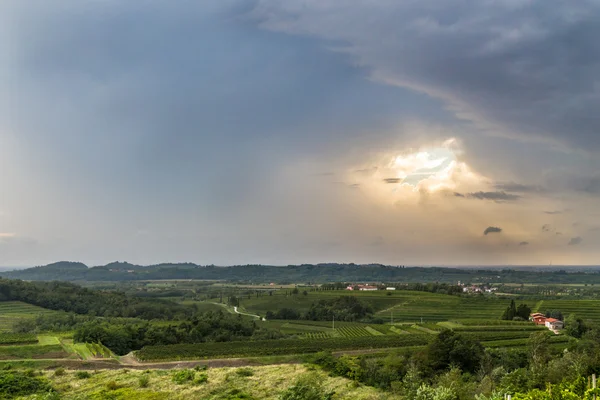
[542,224,552,232]
[253,1,600,150]
[519,241,529,246]
[453,192,465,198]
[494,182,545,193]
[544,210,563,215]
[355,167,378,174]
[484,226,502,235]
[466,191,521,201]
[383,178,401,184]
[568,236,583,246]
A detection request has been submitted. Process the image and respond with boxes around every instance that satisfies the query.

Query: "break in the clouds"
[1,0,600,266]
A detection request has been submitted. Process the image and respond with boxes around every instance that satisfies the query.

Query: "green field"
[0,301,59,332]
[535,299,600,320]
[0,343,67,360]
[135,335,432,361]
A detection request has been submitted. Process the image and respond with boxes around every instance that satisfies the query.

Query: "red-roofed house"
[530,313,546,325]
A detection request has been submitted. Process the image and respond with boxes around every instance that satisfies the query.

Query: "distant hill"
[2,261,600,284]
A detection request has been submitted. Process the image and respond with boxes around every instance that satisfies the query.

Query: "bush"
[75,371,91,379]
[194,364,207,372]
[172,369,195,384]
[236,368,254,377]
[0,370,53,398]
[106,381,119,390]
[279,373,334,400]
[139,375,150,388]
[53,368,65,377]
[194,373,208,384]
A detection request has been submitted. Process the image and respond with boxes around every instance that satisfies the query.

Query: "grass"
[0,301,59,332]
[30,364,395,400]
[37,335,60,346]
[0,343,67,360]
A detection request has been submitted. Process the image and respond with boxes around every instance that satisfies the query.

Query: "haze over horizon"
[2,1,600,267]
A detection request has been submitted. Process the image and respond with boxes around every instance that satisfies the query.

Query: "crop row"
[0,333,38,345]
[303,332,331,339]
[453,326,545,332]
[483,335,570,348]
[462,331,542,341]
[336,327,373,337]
[135,335,431,361]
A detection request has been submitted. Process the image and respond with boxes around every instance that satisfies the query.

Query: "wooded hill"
[3,261,600,284]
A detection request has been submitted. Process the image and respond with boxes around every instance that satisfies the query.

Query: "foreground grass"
[15,364,393,400]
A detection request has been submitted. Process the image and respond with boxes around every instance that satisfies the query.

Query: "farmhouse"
[358,285,378,291]
[386,287,396,291]
[530,313,546,325]
[545,318,564,330]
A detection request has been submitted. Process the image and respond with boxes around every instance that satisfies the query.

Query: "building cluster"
[529,312,564,331]
[460,284,497,294]
[345,284,396,291]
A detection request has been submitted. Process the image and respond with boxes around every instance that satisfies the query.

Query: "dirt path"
[233,306,265,320]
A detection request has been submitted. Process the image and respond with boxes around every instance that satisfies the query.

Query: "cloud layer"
[251,0,600,150]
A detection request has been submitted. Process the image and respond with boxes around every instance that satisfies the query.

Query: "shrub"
[236,368,254,377]
[279,373,334,400]
[53,368,65,377]
[194,364,208,372]
[24,369,37,377]
[0,370,53,398]
[106,381,120,391]
[139,375,150,388]
[75,371,91,379]
[194,373,208,384]
[172,369,195,384]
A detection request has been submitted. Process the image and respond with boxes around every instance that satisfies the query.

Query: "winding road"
[234,306,266,321]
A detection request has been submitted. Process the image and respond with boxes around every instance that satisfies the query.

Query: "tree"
[565,314,587,339]
[516,304,531,320]
[426,329,484,373]
[545,310,564,321]
[501,300,518,320]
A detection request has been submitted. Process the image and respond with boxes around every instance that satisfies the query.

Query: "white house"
[545,318,564,330]
[386,287,396,291]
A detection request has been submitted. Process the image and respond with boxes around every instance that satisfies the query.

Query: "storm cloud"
[252,0,600,151]
[466,192,521,201]
[1,1,600,266]
[484,226,502,235]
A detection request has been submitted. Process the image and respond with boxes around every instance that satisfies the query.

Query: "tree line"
[265,296,375,322]
[0,278,194,320]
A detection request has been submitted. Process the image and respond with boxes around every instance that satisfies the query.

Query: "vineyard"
[0,333,38,345]
[536,300,600,321]
[135,335,432,361]
[0,301,58,332]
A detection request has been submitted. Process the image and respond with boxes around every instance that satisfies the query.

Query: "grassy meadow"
[13,364,394,400]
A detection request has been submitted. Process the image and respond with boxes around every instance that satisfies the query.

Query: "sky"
[1,0,600,267]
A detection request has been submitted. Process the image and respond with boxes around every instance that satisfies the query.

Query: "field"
[0,288,589,367]
[0,333,38,345]
[17,364,394,400]
[135,335,432,361]
[0,301,59,332]
[535,299,600,320]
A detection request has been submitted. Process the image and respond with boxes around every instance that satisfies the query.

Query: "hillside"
[13,364,392,400]
[4,261,600,284]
